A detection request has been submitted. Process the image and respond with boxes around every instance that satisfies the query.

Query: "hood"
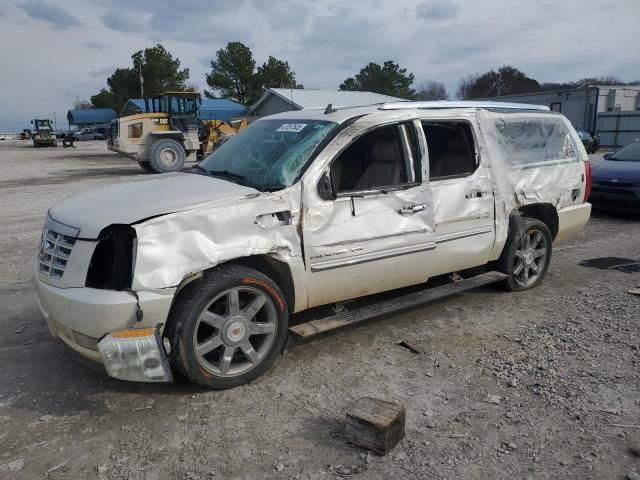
[591,160,640,183]
[49,172,258,238]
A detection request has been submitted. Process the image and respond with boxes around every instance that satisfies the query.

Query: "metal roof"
[248,88,403,115]
[123,98,245,122]
[67,108,117,125]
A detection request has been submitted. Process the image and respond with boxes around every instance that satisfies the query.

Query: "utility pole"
[53,112,57,131]
[139,61,144,98]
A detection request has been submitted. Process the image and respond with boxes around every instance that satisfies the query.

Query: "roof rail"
[379,100,550,112]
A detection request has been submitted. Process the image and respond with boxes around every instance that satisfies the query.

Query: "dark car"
[72,127,106,141]
[577,129,599,154]
[589,139,640,212]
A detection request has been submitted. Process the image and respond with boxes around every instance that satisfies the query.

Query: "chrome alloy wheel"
[513,229,548,288]
[192,286,278,378]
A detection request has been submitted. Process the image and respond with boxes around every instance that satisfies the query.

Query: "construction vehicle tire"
[149,139,185,173]
[138,161,155,173]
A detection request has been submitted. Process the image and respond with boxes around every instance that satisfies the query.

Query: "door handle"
[466,190,486,199]
[398,203,427,215]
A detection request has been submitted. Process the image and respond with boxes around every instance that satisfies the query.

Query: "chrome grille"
[39,228,76,278]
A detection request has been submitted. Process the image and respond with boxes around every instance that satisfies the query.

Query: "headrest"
[370,139,400,163]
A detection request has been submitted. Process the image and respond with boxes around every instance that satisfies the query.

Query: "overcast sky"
[0,0,638,131]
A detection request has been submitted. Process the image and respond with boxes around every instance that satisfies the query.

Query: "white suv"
[36,101,592,389]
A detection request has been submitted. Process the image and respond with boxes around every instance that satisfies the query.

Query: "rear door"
[420,119,496,276]
[302,118,437,308]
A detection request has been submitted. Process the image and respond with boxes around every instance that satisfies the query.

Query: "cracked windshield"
[199,119,337,191]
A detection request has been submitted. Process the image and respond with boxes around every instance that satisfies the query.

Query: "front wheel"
[166,265,289,389]
[137,160,154,173]
[496,217,552,292]
[148,138,185,173]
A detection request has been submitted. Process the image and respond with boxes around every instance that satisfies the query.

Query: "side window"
[331,124,415,193]
[422,122,477,180]
[493,117,578,165]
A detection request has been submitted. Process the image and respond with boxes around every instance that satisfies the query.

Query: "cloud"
[101,11,138,32]
[18,0,82,30]
[83,40,108,50]
[415,0,460,21]
[89,66,115,78]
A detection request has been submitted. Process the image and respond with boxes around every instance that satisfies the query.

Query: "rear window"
[493,117,578,166]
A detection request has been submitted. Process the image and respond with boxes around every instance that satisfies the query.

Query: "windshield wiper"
[209,169,248,183]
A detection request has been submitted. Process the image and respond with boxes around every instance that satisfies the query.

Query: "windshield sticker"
[277,123,307,133]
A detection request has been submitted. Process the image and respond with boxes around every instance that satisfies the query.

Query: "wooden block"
[345,397,406,454]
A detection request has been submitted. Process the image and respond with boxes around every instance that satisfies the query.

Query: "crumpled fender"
[131,188,304,295]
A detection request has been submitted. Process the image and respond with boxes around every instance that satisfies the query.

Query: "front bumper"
[36,279,175,366]
[589,185,640,213]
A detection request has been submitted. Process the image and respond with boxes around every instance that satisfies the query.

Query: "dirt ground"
[0,140,639,480]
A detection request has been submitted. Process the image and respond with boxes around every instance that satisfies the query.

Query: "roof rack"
[379,100,550,112]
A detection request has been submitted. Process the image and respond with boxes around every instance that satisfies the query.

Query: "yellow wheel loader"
[108,92,245,173]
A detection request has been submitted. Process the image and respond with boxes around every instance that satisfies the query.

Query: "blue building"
[122,98,245,122]
[67,108,117,129]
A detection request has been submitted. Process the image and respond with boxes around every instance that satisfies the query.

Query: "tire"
[166,265,289,389]
[138,160,154,173]
[495,216,553,292]
[148,138,185,173]
[590,144,598,154]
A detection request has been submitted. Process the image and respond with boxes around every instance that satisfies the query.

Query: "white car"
[36,101,592,389]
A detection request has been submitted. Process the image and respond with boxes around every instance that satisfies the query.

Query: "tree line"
[87,42,637,113]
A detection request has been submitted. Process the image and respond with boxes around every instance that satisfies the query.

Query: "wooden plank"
[345,397,405,454]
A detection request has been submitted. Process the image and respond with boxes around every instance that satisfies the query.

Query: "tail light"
[583,159,592,202]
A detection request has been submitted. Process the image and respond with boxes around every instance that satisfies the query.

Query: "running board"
[288,271,508,339]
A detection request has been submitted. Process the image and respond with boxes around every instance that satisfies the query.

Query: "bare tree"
[415,80,449,101]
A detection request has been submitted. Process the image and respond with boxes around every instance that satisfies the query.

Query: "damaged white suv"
[36,101,592,389]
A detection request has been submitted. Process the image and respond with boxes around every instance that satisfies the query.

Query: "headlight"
[98,325,173,382]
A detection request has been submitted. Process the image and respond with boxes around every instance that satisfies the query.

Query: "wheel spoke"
[515,250,524,258]
[240,340,259,364]
[532,232,542,248]
[530,261,539,273]
[196,335,223,355]
[525,233,531,249]
[251,322,276,335]
[513,261,524,276]
[219,346,235,374]
[200,311,226,329]
[523,266,530,283]
[228,289,240,315]
[243,295,266,321]
[534,248,547,258]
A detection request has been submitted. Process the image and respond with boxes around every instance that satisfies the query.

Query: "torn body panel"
[131,186,308,312]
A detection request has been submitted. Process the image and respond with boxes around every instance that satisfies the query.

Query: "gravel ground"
[0,140,639,480]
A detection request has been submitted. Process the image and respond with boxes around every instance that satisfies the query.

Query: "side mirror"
[317,171,336,201]
[603,153,611,160]
[30,120,33,124]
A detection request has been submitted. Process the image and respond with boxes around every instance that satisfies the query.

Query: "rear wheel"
[496,217,552,292]
[148,138,185,173]
[166,265,289,389]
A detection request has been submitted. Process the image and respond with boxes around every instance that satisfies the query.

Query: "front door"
[302,119,437,308]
